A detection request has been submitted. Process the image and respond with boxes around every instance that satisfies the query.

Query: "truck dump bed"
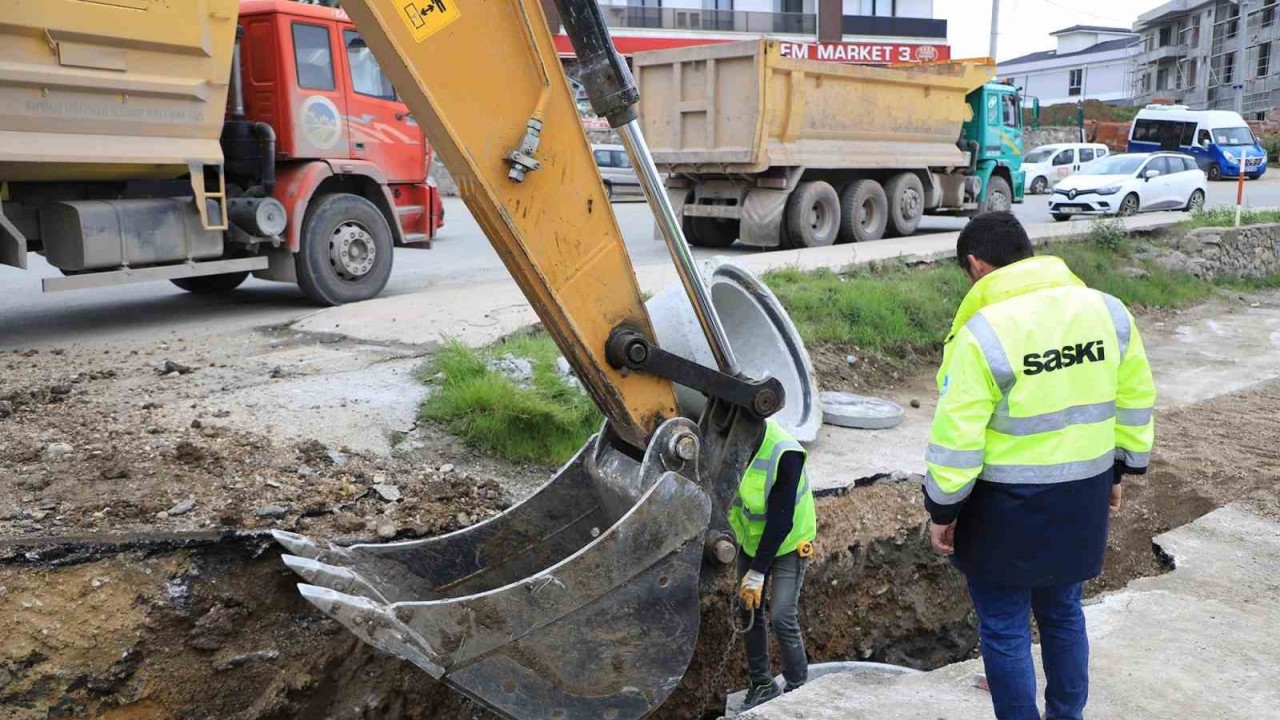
[0,0,239,182]
[633,40,995,174]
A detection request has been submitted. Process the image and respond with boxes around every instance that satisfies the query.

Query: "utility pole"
[989,0,1001,60]
[1236,0,1250,114]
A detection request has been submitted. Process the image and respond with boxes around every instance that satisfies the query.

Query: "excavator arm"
[275,1,786,718]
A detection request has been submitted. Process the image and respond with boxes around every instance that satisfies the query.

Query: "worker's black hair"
[956,211,1034,271]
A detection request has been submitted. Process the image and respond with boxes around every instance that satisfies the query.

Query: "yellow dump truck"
[633,40,1028,248]
[0,0,445,305]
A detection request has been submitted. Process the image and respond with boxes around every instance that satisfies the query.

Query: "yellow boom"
[343,0,679,450]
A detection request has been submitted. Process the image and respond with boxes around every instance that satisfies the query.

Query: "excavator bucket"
[275,417,724,720]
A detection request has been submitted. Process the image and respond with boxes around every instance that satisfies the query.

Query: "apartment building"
[1131,0,1280,117]
[998,25,1141,106]
[540,0,950,69]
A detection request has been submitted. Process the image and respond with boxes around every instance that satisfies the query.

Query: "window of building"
[1265,0,1277,28]
[1157,67,1169,91]
[859,0,894,16]
[1068,68,1083,96]
[1185,59,1198,88]
[293,23,335,92]
[1259,42,1272,77]
[343,31,395,100]
[1225,51,1236,84]
[1158,25,1173,47]
[627,0,662,29]
[1228,5,1240,39]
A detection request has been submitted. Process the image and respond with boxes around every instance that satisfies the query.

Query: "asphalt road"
[3,175,1279,349]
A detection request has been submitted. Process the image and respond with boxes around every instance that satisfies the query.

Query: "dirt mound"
[0,345,514,543]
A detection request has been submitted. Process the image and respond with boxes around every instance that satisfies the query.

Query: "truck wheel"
[1207,164,1222,181]
[171,271,249,294]
[981,176,1013,213]
[786,181,840,248]
[884,173,925,238]
[837,179,887,243]
[689,217,739,248]
[296,193,394,306]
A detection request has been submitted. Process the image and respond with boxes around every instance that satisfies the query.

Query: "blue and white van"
[1128,105,1267,181]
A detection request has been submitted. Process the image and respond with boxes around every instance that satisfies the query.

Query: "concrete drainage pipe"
[646,258,822,443]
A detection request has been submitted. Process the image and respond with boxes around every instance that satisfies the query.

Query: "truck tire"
[837,179,887,243]
[171,271,249,294]
[296,193,394,306]
[981,176,1013,214]
[785,181,840,248]
[689,217,739,248]
[884,172,925,238]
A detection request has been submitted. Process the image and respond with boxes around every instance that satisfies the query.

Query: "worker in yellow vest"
[925,212,1156,720]
[728,418,817,709]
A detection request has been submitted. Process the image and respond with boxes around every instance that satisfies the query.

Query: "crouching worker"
[731,418,817,710]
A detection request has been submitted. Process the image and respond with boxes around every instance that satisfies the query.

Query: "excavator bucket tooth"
[276,418,714,720]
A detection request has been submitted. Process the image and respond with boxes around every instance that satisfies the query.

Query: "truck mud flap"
[274,417,712,720]
[739,188,789,248]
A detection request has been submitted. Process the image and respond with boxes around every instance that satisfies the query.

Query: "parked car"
[1022,142,1111,194]
[592,144,642,200]
[1049,152,1207,220]
[1128,105,1267,181]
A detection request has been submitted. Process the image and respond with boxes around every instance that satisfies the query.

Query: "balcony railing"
[600,6,815,34]
[841,14,947,39]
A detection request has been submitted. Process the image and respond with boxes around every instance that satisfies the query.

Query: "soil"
[0,334,546,543]
[2,298,1279,720]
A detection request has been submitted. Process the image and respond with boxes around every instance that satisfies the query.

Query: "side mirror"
[1144,169,1162,180]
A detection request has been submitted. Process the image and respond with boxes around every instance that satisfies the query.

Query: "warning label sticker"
[396,0,460,42]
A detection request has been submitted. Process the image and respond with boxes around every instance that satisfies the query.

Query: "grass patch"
[1179,207,1280,229]
[767,232,1249,372]
[419,331,602,465]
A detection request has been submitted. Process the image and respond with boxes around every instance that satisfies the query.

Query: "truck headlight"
[1095,185,1122,196]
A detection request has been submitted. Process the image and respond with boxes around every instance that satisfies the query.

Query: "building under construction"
[1130,0,1280,118]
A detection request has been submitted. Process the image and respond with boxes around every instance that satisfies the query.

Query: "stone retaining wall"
[1153,224,1280,279]
[1026,126,1085,149]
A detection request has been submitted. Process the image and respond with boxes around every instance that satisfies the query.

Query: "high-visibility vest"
[925,255,1157,509]
[729,419,817,558]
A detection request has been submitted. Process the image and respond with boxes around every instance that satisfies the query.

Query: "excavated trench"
[0,473,1207,720]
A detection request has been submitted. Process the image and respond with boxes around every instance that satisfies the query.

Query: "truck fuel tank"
[40,198,223,272]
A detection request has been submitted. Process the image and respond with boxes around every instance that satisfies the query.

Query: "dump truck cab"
[962,81,1027,210]
[235,1,444,274]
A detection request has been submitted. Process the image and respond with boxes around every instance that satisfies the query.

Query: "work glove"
[738,570,765,611]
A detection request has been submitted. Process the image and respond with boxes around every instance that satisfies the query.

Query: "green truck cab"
[962,81,1027,212]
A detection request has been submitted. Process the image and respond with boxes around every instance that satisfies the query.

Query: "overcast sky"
[937,0,1169,62]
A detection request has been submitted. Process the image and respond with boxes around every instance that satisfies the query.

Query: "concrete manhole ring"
[820,392,904,430]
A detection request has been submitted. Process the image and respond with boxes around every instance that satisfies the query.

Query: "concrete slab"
[1143,303,1280,406]
[738,506,1280,720]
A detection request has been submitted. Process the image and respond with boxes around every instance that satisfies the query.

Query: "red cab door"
[285,18,350,159]
[337,26,426,183]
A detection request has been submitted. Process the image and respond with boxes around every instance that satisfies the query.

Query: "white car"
[1022,142,1111,195]
[1048,152,1207,220]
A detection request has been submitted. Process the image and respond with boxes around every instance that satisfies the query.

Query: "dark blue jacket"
[936,466,1116,588]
